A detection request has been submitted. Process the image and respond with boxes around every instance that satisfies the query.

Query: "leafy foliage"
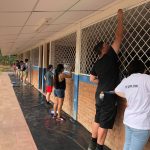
[0,49,17,65]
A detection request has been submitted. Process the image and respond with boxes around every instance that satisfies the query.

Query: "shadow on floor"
[9,73,110,150]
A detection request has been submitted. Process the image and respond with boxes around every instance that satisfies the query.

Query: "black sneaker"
[88,141,97,150]
[95,147,103,150]
[46,101,51,105]
[95,145,104,150]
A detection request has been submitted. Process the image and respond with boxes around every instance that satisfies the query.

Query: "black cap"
[93,41,104,54]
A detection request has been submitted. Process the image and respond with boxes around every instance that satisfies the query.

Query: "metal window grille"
[51,33,76,71]
[80,2,150,76]
[31,47,39,66]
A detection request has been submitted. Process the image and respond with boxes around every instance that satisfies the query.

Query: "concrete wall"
[31,68,39,89]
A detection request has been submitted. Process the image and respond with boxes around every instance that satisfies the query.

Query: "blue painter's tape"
[32,66,39,70]
[79,75,93,84]
[79,74,90,83]
[79,74,96,85]
[72,73,96,120]
[42,68,46,92]
[73,74,79,120]
[38,67,42,89]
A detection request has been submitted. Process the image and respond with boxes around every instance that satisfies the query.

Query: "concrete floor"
[0,72,37,150]
[0,72,110,150]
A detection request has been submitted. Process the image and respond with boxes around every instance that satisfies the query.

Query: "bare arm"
[61,72,72,79]
[90,74,99,84]
[112,9,123,54]
[115,92,125,98]
[44,76,46,80]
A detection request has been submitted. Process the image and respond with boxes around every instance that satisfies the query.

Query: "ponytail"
[54,64,64,87]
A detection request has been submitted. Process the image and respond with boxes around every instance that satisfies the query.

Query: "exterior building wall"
[145,141,150,150]
[31,68,39,89]
[78,81,96,131]
[62,79,74,117]
[27,70,31,84]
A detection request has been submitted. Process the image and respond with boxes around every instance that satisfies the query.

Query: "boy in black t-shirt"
[23,59,29,85]
[88,9,123,150]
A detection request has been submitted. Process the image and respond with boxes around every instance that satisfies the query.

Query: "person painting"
[23,59,29,85]
[53,64,72,121]
[12,63,17,74]
[88,9,123,150]
[44,65,54,103]
[115,59,150,150]
[16,60,21,78]
[20,60,25,82]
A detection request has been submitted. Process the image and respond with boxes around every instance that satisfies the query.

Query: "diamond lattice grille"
[51,33,76,71]
[80,2,150,77]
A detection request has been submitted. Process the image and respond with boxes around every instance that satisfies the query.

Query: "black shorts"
[95,92,118,129]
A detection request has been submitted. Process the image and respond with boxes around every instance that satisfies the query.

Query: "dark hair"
[93,41,104,55]
[25,59,28,62]
[54,64,64,87]
[127,59,145,76]
[47,64,53,70]
[55,64,64,75]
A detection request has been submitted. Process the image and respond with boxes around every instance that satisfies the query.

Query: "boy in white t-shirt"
[115,59,150,150]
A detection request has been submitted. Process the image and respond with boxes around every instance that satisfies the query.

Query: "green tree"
[0,49,17,65]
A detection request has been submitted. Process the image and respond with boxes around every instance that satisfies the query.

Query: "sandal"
[52,114,57,119]
[56,117,64,121]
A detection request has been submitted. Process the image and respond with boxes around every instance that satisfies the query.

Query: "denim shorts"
[54,89,65,98]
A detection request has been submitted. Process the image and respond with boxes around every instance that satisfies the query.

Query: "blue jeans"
[124,125,150,150]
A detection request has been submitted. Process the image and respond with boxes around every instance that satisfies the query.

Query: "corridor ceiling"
[0,0,116,55]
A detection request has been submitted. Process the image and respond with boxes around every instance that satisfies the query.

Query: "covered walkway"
[0,0,149,149]
[0,72,110,150]
[0,72,37,150]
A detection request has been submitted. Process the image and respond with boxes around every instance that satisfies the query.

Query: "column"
[42,43,48,92]
[73,24,81,120]
[38,46,43,89]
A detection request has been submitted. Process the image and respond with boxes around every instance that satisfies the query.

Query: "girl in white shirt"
[115,59,150,150]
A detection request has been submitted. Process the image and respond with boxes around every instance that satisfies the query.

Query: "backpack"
[21,63,26,71]
[16,62,21,69]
